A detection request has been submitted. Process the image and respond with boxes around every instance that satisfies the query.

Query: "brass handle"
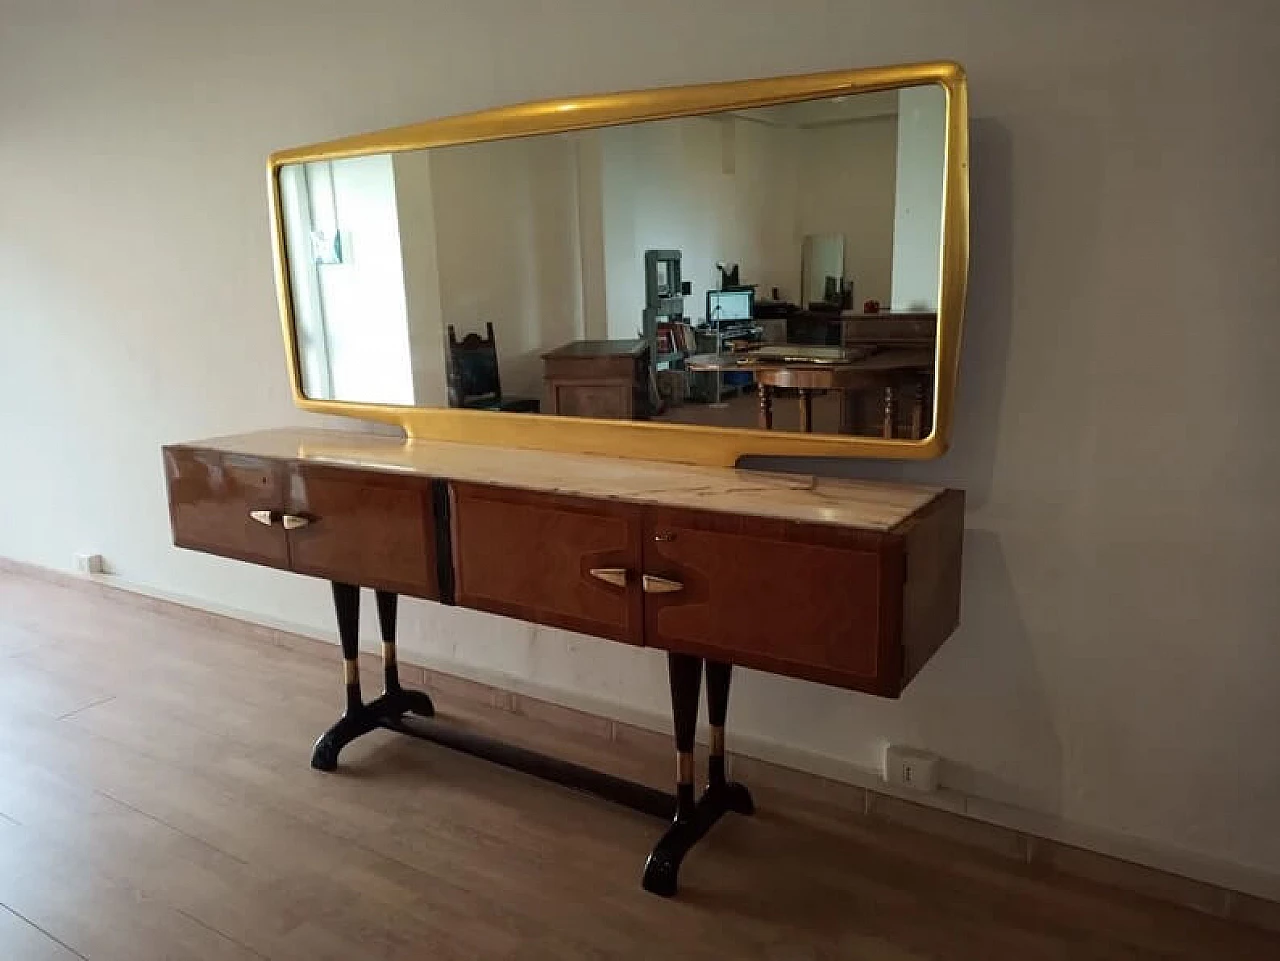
[248,509,275,526]
[653,532,675,543]
[642,574,684,594]
[589,568,629,588]
[281,514,312,531]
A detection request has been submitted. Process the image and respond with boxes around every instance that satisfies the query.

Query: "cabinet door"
[286,465,438,599]
[643,508,904,695]
[164,448,288,568]
[451,483,643,644]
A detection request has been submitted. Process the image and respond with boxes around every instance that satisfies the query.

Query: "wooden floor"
[0,570,1276,960]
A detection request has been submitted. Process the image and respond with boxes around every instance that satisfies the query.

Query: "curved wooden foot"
[310,688,438,772]
[310,712,380,771]
[378,687,437,721]
[642,655,753,897]
[641,779,755,897]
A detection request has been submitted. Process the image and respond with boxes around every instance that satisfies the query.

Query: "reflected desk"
[686,348,935,437]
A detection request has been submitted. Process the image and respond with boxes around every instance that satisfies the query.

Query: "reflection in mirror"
[279,84,947,437]
[801,233,846,309]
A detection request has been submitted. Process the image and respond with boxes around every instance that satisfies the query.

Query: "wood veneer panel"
[450,483,644,644]
[286,464,438,599]
[163,447,289,569]
[900,488,965,684]
[642,507,904,696]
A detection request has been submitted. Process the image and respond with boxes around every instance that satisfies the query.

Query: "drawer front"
[286,467,437,598]
[643,508,903,695]
[451,483,643,644]
[164,448,288,568]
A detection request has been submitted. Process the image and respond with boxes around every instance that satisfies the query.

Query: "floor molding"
[3,554,1277,933]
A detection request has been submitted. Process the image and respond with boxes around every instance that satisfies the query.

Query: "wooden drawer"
[450,483,644,644]
[642,508,905,695]
[285,465,438,599]
[164,448,288,568]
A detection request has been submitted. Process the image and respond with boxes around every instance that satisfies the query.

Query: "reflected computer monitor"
[706,289,754,324]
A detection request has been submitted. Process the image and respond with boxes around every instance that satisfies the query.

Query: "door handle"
[280,514,312,531]
[642,574,684,594]
[248,509,276,526]
[589,568,629,588]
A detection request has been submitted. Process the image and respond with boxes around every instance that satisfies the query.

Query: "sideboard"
[164,428,963,895]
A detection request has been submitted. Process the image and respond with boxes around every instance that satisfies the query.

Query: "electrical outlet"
[75,553,106,576]
[882,744,939,792]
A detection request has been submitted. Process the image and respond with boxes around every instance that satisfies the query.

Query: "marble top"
[176,428,944,532]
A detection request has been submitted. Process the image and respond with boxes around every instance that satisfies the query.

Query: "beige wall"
[601,115,797,337]
[392,151,451,407]
[2,0,1279,896]
[796,117,899,306]
[426,136,586,398]
[891,85,947,309]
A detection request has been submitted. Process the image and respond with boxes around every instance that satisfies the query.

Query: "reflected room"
[279,85,946,438]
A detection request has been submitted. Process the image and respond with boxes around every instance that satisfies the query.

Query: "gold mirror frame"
[268,61,969,466]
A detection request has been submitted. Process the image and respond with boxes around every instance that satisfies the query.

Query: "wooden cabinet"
[164,433,962,697]
[542,340,649,419]
[451,483,644,644]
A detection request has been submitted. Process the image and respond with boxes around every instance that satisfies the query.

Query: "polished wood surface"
[3,569,1276,961]
[287,465,438,599]
[164,448,289,568]
[451,483,645,644]
[171,429,943,532]
[644,507,901,695]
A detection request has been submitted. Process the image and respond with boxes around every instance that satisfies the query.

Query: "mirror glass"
[279,84,947,438]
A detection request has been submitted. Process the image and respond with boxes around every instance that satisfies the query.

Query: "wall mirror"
[270,62,968,465]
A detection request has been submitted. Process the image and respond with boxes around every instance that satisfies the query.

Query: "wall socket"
[882,744,940,792]
[75,553,107,576]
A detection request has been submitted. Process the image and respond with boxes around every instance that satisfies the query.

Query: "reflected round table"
[686,349,935,437]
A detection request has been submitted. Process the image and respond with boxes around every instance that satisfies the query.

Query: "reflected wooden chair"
[445,323,540,413]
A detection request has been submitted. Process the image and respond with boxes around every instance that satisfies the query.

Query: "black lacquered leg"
[376,589,401,694]
[334,581,363,715]
[705,660,754,816]
[311,582,369,771]
[305,585,673,819]
[311,585,434,771]
[375,589,436,720]
[642,654,753,897]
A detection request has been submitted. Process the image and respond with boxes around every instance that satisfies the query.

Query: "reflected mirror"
[278,83,949,439]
